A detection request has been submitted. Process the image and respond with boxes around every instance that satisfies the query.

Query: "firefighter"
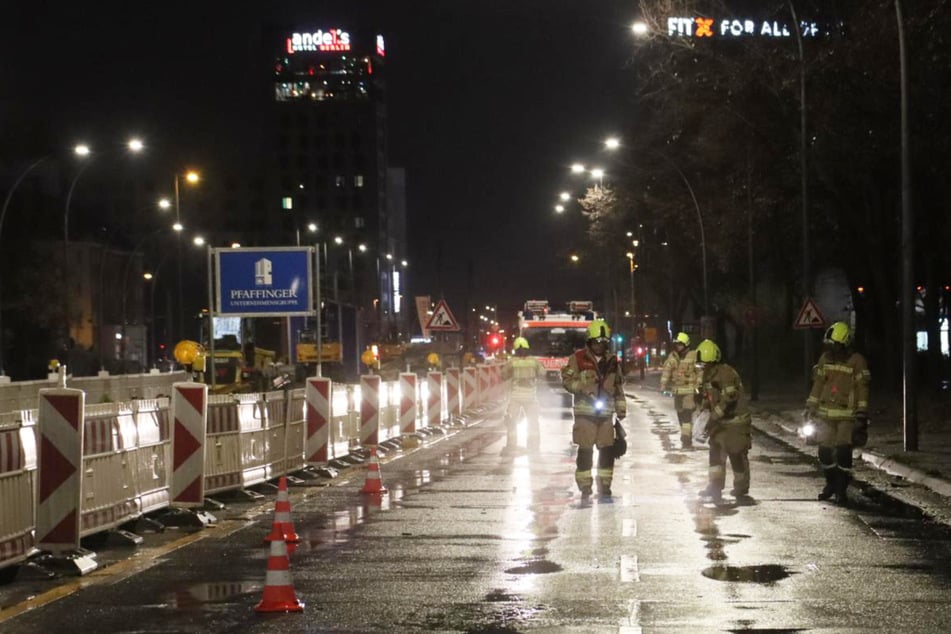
[805,321,870,506]
[504,337,546,452]
[561,319,627,498]
[695,339,752,502]
[660,331,699,449]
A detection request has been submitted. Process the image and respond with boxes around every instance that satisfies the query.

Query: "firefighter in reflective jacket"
[660,331,700,449]
[696,339,752,502]
[561,319,627,498]
[505,337,546,451]
[805,321,870,506]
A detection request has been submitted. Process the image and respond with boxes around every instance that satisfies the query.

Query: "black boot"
[818,469,836,500]
[681,435,693,450]
[817,447,836,500]
[834,445,853,506]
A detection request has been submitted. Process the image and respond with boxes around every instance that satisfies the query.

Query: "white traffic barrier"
[283,388,306,474]
[79,403,142,537]
[427,372,443,428]
[329,384,355,459]
[305,377,332,464]
[204,394,264,494]
[462,367,477,412]
[130,398,172,517]
[170,383,208,507]
[446,369,460,419]
[399,373,417,435]
[360,375,381,446]
[0,409,37,575]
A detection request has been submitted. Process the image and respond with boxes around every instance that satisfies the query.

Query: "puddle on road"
[702,564,793,584]
[504,560,562,575]
[169,580,259,608]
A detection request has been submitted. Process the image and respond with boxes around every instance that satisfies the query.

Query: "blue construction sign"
[215,247,314,316]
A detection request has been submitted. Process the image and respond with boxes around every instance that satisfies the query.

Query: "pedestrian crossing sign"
[425,299,461,332]
[793,298,826,329]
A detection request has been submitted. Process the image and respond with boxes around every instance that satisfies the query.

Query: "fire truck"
[517,300,598,380]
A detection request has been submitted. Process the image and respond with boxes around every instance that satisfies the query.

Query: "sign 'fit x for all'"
[666,16,827,39]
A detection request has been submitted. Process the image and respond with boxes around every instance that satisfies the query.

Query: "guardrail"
[0,363,508,581]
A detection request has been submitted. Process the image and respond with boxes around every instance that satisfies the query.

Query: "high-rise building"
[271,27,405,377]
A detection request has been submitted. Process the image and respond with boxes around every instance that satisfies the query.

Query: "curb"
[752,406,951,503]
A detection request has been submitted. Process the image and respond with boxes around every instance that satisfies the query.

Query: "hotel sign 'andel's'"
[286,29,351,54]
[667,16,825,39]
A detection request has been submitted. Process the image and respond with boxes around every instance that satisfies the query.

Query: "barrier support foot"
[156,507,218,529]
[36,548,98,576]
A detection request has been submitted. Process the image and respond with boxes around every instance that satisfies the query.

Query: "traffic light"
[488,333,502,350]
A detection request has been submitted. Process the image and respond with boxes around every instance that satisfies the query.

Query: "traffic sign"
[425,299,461,332]
[793,298,826,329]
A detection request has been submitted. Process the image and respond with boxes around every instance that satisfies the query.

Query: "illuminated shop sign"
[287,29,351,53]
[667,17,822,38]
[376,34,385,57]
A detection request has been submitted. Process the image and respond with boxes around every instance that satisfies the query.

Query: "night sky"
[1,1,635,323]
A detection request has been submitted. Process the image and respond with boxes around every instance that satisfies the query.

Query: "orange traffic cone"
[360,446,388,494]
[254,536,304,613]
[264,476,300,544]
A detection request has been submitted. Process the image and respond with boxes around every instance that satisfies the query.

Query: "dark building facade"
[271,27,407,375]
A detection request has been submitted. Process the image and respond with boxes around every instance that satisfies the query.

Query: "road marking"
[0,530,210,624]
[620,554,640,582]
[622,518,637,537]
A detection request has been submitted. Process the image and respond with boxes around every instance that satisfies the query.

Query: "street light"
[64,139,145,349]
[631,21,648,36]
[570,163,586,174]
[590,168,605,188]
[172,169,200,343]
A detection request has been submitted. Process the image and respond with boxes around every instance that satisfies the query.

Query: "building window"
[354,216,365,228]
[335,176,345,188]
[354,175,364,188]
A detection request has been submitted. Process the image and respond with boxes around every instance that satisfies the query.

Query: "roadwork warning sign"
[425,299,461,332]
[793,298,826,329]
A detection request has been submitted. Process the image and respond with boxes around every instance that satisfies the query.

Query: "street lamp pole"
[62,149,94,347]
[896,0,917,450]
[0,155,49,377]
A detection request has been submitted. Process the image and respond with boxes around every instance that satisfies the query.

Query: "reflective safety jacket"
[561,347,627,418]
[806,351,870,421]
[698,363,751,427]
[509,355,546,400]
[660,349,700,400]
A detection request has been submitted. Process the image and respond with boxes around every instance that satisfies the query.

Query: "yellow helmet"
[823,321,852,346]
[426,352,441,366]
[586,319,611,341]
[513,337,530,350]
[696,339,721,364]
[675,332,691,346]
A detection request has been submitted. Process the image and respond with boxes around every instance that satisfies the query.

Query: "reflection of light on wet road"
[501,454,539,593]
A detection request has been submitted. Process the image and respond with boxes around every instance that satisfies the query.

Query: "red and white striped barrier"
[478,365,490,407]
[0,409,38,573]
[399,373,417,435]
[359,375,381,447]
[463,367,477,412]
[446,369,460,419]
[36,388,84,554]
[305,377,332,465]
[427,372,443,428]
[171,383,208,507]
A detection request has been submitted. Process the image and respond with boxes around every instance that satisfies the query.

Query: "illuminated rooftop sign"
[287,29,351,54]
[667,17,823,38]
[376,35,385,57]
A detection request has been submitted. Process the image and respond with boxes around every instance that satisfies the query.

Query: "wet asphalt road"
[3,385,951,632]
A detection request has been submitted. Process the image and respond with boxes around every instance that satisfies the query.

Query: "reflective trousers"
[707,422,751,494]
